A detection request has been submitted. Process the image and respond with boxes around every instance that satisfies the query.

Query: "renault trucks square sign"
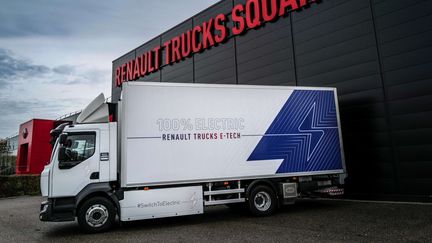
[115,0,316,87]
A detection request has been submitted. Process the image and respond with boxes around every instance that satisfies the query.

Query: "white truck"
[40,82,346,233]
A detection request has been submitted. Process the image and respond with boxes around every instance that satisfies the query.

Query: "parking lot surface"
[0,196,431,242]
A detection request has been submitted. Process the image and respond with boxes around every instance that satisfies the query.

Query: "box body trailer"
[39,82,346,232]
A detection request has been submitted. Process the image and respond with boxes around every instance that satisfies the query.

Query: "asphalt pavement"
[0,196,431,242]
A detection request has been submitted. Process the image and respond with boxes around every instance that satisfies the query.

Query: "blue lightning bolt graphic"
[247,90,343,173]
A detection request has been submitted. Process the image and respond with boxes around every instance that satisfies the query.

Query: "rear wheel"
[247,185,277,216]
[77,197,116,233]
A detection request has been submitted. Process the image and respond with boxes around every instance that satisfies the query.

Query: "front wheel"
[77,197,116,233]
[247,185,277,216]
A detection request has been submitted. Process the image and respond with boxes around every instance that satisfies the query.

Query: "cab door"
[50,130,100,197]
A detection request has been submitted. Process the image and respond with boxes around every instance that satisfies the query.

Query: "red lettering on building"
[192,25,203,53]
[214,14,227,44]
[126,59,134,81]
[163,41,171,65]
[140,53,147,76]
[279,0,299,16]
[299,0,308,7]
[154,46,161,70]
[181,30,192,58]
[232,4,246,35]
[149,50,156,72]
[121,63,126,84]
[133,56,140,80]
[115,0,315,87]
[115,67,121,87]
[246,0,261,29]
[262,0,278,22]
[202,18,215,49]
[171,36,181,62]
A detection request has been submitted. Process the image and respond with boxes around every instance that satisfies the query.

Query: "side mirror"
[58,147,67,162]
[59,133,68,145]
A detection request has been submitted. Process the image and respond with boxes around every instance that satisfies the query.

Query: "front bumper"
[39,199,75,222]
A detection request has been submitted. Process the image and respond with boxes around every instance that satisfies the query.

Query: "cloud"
[0,1,103,38]
[0,49,110,137]
[0,48,49,86]
[0,97,87,138]
[0,48,108,87]
[0,99,40,116]
[52,65,76,75]
[49,66,109,85]
[0,97,81,117]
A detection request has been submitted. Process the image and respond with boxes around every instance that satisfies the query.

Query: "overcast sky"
[0,0,218,138]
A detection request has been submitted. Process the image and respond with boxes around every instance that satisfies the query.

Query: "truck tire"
[247,185,277,216]
[77,197,116,233]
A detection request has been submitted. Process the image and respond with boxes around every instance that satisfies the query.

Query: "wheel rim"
[254,191,271,212]
[85,204,109,228]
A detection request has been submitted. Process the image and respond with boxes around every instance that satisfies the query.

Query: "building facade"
[112,0,432,197]
[0,135,18,175]
[13,114,79,175]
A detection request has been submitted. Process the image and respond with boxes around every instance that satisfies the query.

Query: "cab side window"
[59,133,96,169]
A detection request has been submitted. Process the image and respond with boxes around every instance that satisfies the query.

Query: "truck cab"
[40,94,121,232]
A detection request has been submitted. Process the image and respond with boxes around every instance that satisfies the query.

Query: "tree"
[0,139,7,154]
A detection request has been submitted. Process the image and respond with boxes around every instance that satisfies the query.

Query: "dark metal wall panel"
[193,1,236,84]
[111,50,135,102]
[292,0,395,193]
[233,0,296,86]
[194,40,237,84]
[373,0,432,194]
[162,58,194,83]
[161,20,194,83]
[235,14,296,85]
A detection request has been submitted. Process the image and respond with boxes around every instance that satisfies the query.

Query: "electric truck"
[40,82,346,233]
